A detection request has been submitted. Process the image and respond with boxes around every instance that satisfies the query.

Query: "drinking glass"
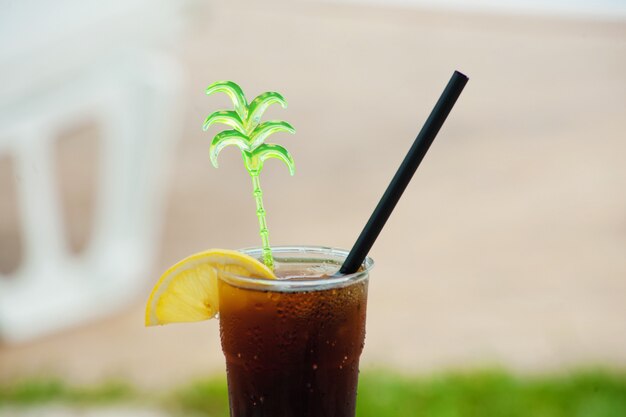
[217,246,373,417]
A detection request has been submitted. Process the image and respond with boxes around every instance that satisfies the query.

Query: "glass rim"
[218,245,374,292]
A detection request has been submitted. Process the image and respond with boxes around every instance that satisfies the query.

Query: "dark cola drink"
[217,247,371,417]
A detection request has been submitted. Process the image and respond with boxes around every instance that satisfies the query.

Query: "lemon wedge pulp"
[145,249,275,326]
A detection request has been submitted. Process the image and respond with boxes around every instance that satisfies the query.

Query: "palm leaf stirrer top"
[203,81,295,270]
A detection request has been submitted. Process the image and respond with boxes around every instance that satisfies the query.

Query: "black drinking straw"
[339,70,469,275]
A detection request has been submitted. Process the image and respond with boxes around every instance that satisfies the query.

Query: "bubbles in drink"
[218,275,368,417]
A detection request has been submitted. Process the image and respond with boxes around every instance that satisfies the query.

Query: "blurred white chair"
[0,0,186,343]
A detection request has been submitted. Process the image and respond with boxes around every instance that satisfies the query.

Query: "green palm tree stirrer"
[203,81,295,270]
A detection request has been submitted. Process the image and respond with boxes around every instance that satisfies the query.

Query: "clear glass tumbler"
[217,246,373,417]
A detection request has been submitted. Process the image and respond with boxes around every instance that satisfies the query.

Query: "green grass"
[356,370,626,417]
[2,370,626,416]
[0,379,134,406]
[169,377,229,417]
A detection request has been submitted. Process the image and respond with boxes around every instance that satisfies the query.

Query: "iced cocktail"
[218,246,373,417]
[147,74,466,416]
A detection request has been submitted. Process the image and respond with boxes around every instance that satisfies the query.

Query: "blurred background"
[1,0,625,415]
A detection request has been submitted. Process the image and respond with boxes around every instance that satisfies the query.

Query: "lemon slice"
[145,249,275,326]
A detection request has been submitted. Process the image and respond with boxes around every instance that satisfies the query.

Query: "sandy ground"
[1,0,625,388]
